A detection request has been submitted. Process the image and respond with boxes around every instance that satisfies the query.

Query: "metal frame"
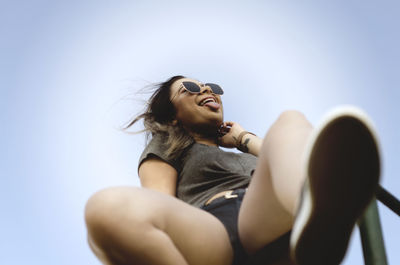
[358,185,400,265]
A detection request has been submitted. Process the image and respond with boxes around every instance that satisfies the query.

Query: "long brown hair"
[124,75,194,159]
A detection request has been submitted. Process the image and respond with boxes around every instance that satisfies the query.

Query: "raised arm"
[138,157,178,196]
[218,121,263,157]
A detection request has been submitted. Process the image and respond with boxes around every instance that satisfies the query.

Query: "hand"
[217,121,246,148]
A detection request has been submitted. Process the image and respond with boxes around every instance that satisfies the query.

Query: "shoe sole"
[290,106,381,265]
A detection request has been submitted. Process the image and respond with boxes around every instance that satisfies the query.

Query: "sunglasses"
[180,81,224,95]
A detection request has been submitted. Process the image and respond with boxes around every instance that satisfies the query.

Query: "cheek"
[175,104,199,124]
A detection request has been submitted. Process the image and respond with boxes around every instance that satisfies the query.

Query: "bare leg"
[239,110,313,253]
[85,187,233,265]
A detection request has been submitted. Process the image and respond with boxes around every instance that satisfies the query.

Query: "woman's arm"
[218,121,263,157]
[138,157,178,196]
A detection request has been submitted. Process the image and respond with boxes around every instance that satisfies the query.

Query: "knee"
[276,110,308,124]
[85,186,142,235]
[85,187,119,231]
[262,110,312,149]
[269,110,311,134]
[85,187,152,262]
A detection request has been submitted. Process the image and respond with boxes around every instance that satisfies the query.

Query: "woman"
[85,75,380,265]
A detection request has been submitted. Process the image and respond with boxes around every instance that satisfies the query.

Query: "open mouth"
[198,96,221,110]
[199,97,217,106]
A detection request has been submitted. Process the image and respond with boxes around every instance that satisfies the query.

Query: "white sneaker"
[290,106,381,265]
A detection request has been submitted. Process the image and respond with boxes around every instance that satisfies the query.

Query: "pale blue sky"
[1,1,399,264]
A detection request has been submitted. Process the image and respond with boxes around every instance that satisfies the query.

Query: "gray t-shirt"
[138,134,257,208]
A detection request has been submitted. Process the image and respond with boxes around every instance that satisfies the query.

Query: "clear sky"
[1,1,399,264]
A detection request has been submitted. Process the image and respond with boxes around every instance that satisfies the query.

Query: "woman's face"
[170,78,224,134]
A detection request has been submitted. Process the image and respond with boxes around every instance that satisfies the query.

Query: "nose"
[200,85,213,94]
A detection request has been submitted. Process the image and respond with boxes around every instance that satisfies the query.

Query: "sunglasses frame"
[180,81,224,95]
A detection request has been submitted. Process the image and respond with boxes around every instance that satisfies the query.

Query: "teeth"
[200,98,216,106]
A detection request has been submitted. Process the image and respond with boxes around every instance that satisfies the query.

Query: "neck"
[181,122,221,147]
[191,133,218,146]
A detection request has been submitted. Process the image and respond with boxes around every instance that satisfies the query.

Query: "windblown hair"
[125,75,194,159]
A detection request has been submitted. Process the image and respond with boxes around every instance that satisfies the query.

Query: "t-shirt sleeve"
[138,134,181,174]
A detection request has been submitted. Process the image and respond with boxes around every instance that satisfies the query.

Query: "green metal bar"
[376,185,400,216]
[358,199,388,265]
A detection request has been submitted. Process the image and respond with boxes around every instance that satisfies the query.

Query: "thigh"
[238,160,293,254]
[238,111,312,254]
[85,186,233,265]
[145,188,234,265]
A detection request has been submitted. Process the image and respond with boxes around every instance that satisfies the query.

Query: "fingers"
[218,121,246,141]
[220,122,234,133]
[218,124,231,136]
[223,121,234,126]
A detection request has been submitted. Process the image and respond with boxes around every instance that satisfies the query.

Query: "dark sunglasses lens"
[182,82,201,93]
[206,83,224,95]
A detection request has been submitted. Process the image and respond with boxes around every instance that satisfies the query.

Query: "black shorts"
[200,188,248,265]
